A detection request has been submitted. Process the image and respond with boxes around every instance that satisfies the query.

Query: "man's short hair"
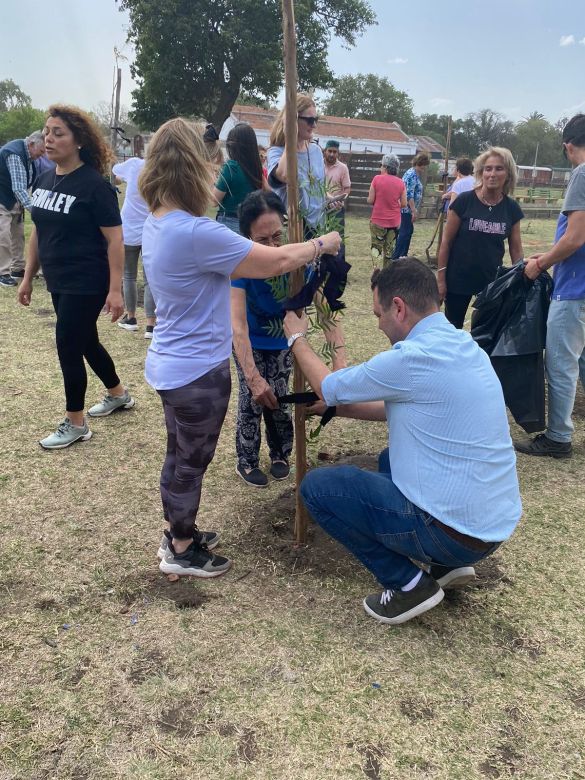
[26,131,44,147]
[563,114,585,148]
[371,257,440,313]
[455,157,473,176]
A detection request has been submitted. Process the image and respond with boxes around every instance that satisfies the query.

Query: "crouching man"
[284,258,522,626]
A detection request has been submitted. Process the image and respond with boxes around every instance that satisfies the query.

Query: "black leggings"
[444,292,473,329]
[51,292,120,412]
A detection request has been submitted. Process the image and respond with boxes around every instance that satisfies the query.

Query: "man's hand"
[306,399,327,416]
[104,290,124,322]
[250,377,278,410]
[18,279,33,306]
[411,211,417,223]
[524,257,544,281]
[437,276,447,303]
[284,310,308,340]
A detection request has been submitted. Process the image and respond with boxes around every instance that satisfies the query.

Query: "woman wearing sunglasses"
[267,94,326,232]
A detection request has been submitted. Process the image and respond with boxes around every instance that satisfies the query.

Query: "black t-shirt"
[446,190,523,295]
[31,165,122,294]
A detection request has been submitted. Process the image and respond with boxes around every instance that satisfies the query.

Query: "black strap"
[277,392,337,427]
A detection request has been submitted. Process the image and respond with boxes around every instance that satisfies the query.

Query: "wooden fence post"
[281,0,310,543]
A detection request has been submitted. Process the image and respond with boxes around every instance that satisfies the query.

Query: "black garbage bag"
[471,263,553,433]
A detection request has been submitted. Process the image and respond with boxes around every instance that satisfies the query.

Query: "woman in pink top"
[367,154,407,267]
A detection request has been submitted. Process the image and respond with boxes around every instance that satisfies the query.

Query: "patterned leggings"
[234,348,293,470]
[157,360,231,540]
[370,222,398,267]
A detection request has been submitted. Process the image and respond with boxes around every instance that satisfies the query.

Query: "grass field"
[1,215,584,780]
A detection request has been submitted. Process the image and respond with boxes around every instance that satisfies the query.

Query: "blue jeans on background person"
[545,299,585,443]
[300,449,500,590]
[392,211,414,259]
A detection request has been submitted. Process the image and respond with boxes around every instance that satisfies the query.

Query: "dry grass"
[0,215,584,780]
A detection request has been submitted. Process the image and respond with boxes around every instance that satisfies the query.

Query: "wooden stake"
[282,0,309,543]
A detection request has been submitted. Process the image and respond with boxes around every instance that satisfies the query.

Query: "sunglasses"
[298,115,319,127]
[204,123,220,142]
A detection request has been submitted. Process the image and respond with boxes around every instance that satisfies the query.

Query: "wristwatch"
[287,332,306,349]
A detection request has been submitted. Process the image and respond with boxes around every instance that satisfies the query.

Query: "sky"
[1,0,584,124]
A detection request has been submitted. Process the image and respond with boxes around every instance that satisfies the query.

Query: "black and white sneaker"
[11,269,25,278]
[0,274,17,287]
[118,314,138,331]
[363,573,444,625]
[430,564,476,589]
[144,325,154,340]
[157,528,220,560]
[159,539,231,578]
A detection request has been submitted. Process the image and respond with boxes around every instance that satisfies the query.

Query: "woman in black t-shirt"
[437,147,524,328]
[18,105,134,449]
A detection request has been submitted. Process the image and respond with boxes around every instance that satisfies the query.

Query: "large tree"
[322,73,415,131]
[118,0,376,129]
[511,115,565,167]
[0,79,32,113]
[0,107,46,146]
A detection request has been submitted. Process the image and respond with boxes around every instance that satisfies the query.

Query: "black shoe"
[270,460,290,480]
[236,463,268,488]
[0,274,17,287]
[159,540,231,578]
[430,564,476,589]
[117,314,138,331]
[363,572,444,625]
[514,433,572,459]
[157,528,219,560]
[10,269,24,278]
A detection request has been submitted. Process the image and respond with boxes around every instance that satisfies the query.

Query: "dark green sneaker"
[159,539,231,579]
[157,529,219,560]
[363,572,444,625]
[514,433,572,459]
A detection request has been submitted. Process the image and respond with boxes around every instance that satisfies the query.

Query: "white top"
[112,157,149,246]
[142,211,252,390]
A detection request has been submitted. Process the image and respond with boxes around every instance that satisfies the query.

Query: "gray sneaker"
[430,564,476,589]
[159,540,231,578]
[363,572,444,625]
[39,418,92,450]
[88,389,135,417]
[157,529,220,560]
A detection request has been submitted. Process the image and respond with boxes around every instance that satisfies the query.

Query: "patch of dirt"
[241,487,364,580]
[479,742,524,777]
[35,308,54,317]
[157,703,202,738]
[474,558,514,590]
[126,649,166,685]
[116,569,211,610]
[66,656,91,688]
[358,744,385,780]
[35,597,61,611]
[492,621,545,659]
[237,728,258,762]
[569,687,585,710]
[399,697,435,722]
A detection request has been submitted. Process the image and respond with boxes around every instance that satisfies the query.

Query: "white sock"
[401,570,423,592]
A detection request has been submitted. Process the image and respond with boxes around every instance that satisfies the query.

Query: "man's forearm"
[14,189,33,210]
[538,231,585,269]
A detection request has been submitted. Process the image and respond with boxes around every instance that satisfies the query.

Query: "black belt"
[432,519,494,552]
[278,392,337,426]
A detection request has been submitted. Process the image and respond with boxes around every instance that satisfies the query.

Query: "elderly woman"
[437,146,524,328]
[19,105,134,449]
[367,154,407,267]
[392,152,431,259]
[140,118,341,579]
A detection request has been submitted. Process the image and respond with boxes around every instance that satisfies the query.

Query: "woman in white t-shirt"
[140,118,341,580]
[112,156,156,338]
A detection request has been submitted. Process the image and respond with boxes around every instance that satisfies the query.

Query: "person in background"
[441,157,475,208]
[112,154,156,338]
[232,189,347,487]
[18,105,134,450]
[367,154,406,267]
[140,118,341,579]
[392,152,430,259]
[437,147,524,328]
[0,131,45,286]
[203,123,223,169]
[516,114,585,459]
[259,145,268,179]
[323,139,351,234]
[213,122,266,235]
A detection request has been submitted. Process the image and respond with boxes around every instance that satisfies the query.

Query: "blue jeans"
[300,450,500,589]
[392,211,414,259]
[545,299,585,443]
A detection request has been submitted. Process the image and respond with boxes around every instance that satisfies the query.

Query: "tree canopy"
[0,79,32,113]
[322,73,415,131]
[118,0,376,130]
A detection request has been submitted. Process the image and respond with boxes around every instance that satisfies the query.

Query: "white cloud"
[430,97,453,108]
[387,57,408,64]
[560,35,575,46]
[579,37,585,45]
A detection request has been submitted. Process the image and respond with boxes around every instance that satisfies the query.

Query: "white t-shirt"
[112,157,149,246]
[451,175,475,197]
[142,211,253,390]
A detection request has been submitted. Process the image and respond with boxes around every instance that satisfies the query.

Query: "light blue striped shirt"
[321,312,522,541]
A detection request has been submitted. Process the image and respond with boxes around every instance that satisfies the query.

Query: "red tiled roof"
[412,135,447,155]
[231,104,411,143]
